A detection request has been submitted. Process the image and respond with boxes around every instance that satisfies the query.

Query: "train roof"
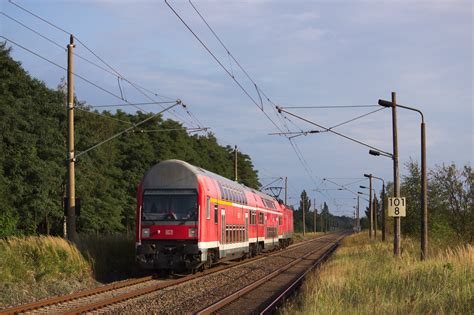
[142,159,279,203]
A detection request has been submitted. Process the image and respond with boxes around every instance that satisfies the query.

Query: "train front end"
[135,160,202,272]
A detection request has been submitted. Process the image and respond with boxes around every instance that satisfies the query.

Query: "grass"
[76,233,136,282]
[280,233,473,314]
[0,236,95,309]
[0,233,136,309]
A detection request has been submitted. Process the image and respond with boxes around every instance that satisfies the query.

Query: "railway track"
[0,233,346,314]
[197,232,347,314]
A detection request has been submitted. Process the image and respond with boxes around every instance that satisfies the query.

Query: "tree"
[0,44,262,236]
[431,163,473,242]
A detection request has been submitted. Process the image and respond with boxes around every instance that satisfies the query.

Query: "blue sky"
[1,0,472,216]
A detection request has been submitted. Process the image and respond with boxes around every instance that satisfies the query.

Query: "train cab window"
[142,190,197,221]
[214,204,218,224]
[206,197,210,220]
[258,212,264,224]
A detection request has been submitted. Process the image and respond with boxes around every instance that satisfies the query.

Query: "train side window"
[250,211,256,225]
[279,216,282,225]
[258,212,264,224]
[214,204,218,224]
[206,197,210,220]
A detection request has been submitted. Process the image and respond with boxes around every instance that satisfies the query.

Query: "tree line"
[0,43,260,237]
[360,160,473,243]
[293,190,354,233]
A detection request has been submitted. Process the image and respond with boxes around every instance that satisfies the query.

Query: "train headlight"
[142,228,150,238]
[188,228,197,237]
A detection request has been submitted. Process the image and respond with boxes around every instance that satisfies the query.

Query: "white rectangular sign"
[388,197,406,217]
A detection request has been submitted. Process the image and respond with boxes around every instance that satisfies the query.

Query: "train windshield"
[142,189,198,221]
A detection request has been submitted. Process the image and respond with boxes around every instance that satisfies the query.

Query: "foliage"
[293,192,353,233]
[0,236,95,308]
[280,233,473,314]
[367,160,472,244]
[0,44,260,236]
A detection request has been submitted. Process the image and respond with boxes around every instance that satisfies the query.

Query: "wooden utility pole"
[66,35,77,243]
[234,145,238,181]
[284,177,288,205]
[313,198,317,233]
[392,92,401,256]
[302,197,305,235]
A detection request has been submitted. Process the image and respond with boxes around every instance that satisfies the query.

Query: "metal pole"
[313,198,316,233]
[234,145,238,181]
[382,182,386,241]
[302,197,305,236]
[421,122,428,260]
[326,209,329,232]
[369,175,373,238]
[392,92,401,256]
[66,35,77,243]
[373,192,378,239]
[357,195,360,232]
[284,177,288,205]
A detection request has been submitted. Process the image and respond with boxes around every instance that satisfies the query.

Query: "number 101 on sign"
[388,197,406,217]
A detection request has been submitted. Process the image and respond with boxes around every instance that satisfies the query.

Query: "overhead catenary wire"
[277,106,393,157]
[0,36,149,114]
[6,0,201,127]
[167,0,352,205]
[280,105,379,109]
[75,107,134,125]
[88,101,178,108]
[75,102,181,159]
[328,107,386,130]
[0,11,131,80]
[165,0,285,133]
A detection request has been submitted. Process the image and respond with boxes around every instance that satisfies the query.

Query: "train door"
[221,209,226,251]
[245,212,248,242]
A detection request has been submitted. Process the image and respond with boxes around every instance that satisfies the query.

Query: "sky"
[1,0,472,217]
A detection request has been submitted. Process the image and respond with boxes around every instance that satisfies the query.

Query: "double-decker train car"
[135,159,293,272]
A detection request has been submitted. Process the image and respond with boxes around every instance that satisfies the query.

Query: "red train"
[135,160,293,272]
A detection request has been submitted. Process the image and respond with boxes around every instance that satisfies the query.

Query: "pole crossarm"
[74,102,181,160]
[378,99,424,122]
[276,106,393,158]
[268,130,327,139]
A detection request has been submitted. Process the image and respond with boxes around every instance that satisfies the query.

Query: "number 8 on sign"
[388,197,406,217]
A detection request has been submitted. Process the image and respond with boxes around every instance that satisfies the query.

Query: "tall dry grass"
[76,234,136,282]
[280,233,473,314]
[0,236,94,308]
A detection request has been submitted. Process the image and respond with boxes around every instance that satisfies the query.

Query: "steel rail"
[196,233,346,315]
[2,235,326,314]
[0,275,155,315]
[61,236,329,314]
[259,238,342,314]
